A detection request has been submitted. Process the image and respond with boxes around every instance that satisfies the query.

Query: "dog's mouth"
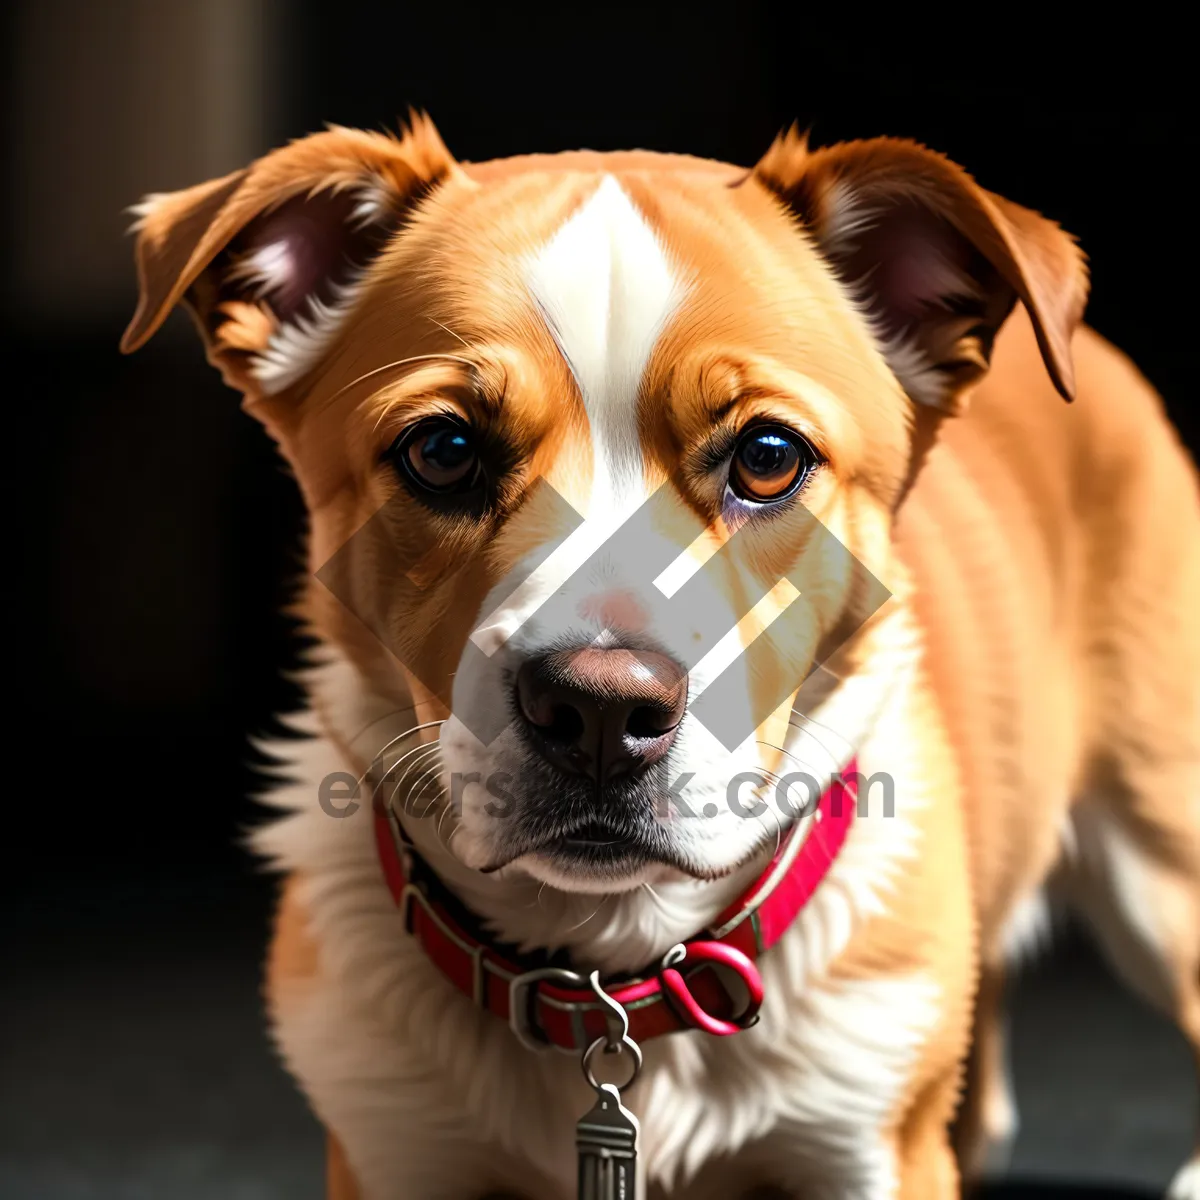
[557,820,631,849]
[470,763,737,883]
[537,819,654,871]
[477,812,756,885]
[538,812,653,858]
[480,814,666,877]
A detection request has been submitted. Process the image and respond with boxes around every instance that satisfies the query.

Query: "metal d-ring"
[581,1033,643,1093]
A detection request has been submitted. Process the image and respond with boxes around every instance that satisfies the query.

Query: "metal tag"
[576,1082,640,1200]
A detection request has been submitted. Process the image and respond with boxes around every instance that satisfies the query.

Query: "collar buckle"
[508,966,590,1053]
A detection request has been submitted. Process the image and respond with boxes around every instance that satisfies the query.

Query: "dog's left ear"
[750,130,1089,411]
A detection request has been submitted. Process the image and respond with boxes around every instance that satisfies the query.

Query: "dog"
[122,113,1200,1199]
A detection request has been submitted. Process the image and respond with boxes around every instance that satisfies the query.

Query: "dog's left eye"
[390,417,481,495]
[729,426,816,502]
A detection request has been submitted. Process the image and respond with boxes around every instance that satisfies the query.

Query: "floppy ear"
[121,113,461,394]
[750,130,1089,412]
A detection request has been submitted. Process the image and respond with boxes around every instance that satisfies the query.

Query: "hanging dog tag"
[576,1082,639,1200]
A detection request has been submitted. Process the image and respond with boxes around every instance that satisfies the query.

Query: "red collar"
[374,763,858,1053]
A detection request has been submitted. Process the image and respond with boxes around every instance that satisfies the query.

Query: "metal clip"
[580,970,643,1092]
[507,965,589,1053]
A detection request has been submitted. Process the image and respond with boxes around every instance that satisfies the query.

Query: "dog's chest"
[260,650,938,1198]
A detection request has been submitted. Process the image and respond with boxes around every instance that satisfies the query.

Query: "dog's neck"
[294,605,915,977]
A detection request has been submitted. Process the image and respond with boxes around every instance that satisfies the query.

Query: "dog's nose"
[515,648,688,781]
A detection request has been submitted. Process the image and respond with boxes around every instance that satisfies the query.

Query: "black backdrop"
[7,6,1196,885]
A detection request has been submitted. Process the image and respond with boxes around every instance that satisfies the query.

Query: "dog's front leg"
[324,1129,553,1200]
[891,1067,964,1200]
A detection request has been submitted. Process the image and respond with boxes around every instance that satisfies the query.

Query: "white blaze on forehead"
[524,174,687,506]
[466,178,687,659]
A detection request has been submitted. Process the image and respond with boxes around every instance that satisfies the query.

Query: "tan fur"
[124,115,1200,1198]
[329,1133,362,1200]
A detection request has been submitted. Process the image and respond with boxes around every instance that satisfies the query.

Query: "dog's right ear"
[121,113,461,395]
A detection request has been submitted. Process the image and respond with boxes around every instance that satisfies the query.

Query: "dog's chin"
[476,826,763,895]
[515,837,695,894]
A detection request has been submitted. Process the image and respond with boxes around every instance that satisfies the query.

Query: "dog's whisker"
[763,796,784,858]
[787,708,844,735]
[760,736,836,772]
[338,701,423,750]
[390,738,441,781]
[763,729,840,777]
[359,722,445,795]
[317,353,479,412]
[369,719,445,770]
[562,894,609,934]
[411,778,443,820]
[398,751,444,817]
[320,707,432,794]
[410,759,447,819]
[409,750,444,791]
[746,762,801,853]
[435,796,458,843]
[787,711,853,751]
[426,315,473,349]
[389,744,442,815]
[373,737,442,801]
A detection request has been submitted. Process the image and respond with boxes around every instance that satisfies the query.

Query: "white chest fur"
[255,648,939,1199]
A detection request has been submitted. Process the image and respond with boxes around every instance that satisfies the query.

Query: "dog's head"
[124,115,1086,895]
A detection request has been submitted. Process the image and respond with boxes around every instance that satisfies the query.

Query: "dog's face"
[125,117,1085,893]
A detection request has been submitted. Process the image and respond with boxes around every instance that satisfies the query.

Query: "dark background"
[2,4,1196,1197]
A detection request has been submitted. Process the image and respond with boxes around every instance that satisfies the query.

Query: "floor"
[2,867,1194,1199]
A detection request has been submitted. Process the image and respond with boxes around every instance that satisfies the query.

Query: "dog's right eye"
[388,417,482,497]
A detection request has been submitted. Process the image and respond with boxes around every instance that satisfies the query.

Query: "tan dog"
[123,114,1200,1199]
